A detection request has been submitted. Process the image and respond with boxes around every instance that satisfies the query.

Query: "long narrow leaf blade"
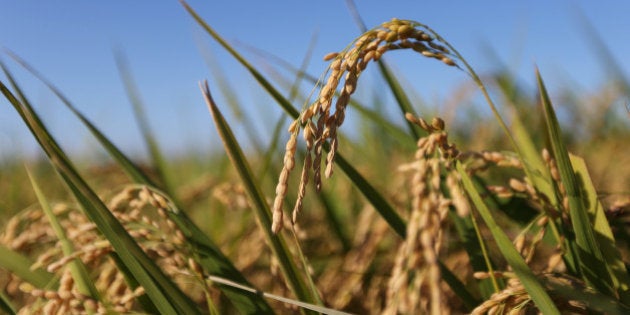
[201,81,319,311]
[26,167,100,300]
[570,154,630,302]
[207,275,352,315]
[0,245,53,289]
[537,69,615,296]
[457,161,560,314]
[0,290,16,315]
[115,53,174,194]
[375,61,423,139]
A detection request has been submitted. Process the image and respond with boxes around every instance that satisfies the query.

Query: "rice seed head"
[431,117,445,131]
[292,154,312,224]
[323,52,338,61]
[385,113,468,314]
[3,185,211,312]
[272,18,462,232]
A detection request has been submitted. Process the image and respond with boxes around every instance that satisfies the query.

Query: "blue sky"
[1,1,629,160]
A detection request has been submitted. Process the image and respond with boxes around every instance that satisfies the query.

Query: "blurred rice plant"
[0,1,629,314]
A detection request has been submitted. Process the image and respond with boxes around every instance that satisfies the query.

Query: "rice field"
[1,1,630,314]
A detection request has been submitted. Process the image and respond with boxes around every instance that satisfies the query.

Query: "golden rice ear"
[271,130,298,233]
[386,114,471,313]
[2,185,203,313]
[274,19,462,228]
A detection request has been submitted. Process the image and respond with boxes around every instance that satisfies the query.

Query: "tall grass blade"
[576,10,630,94]
[4,52,275,313]
[457,161,560,314]
[181,1,298,118]
[0,291,16,315]
[330,153,406,238]
[0,72,199,314]
[537,69,615,297]
[547,278,630,314]
[200,45,264,152]
[316,189,351,252]
[374,61,424,139]
[207,275,352,315]
[570,154,630,303]
[497,80,577,273]
[509,107,554,199]
[167,212,276,314]
[115,52,175,195]
[349,100,416,151]
[0,244,53,289]
[26,167,100,300]
[201,81,320,312]
[449,211,499,300]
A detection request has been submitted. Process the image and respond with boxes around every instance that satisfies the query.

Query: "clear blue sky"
[1,1,628,160]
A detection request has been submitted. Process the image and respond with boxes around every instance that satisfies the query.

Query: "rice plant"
[0,1,629,314]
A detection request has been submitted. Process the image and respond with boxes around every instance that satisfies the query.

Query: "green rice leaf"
[0,290,17,315]
[348,99,417,151]
[509,107,555,200]
[570,154,630,303]
[207,275,351,315]
[457,161,560,315]
[181,1,299,119]
[449,211,497,300]
[201,81,320,312]
[546,276,630,314]
[315,188,352,252]
[26,167,100,300]
[501,86,578,274]
[374,61,424,139]
[115,53,175,195]
[537,68,615,297]
[0,244,53,289]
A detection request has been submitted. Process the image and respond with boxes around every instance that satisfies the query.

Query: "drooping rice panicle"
[273,18,460,232]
